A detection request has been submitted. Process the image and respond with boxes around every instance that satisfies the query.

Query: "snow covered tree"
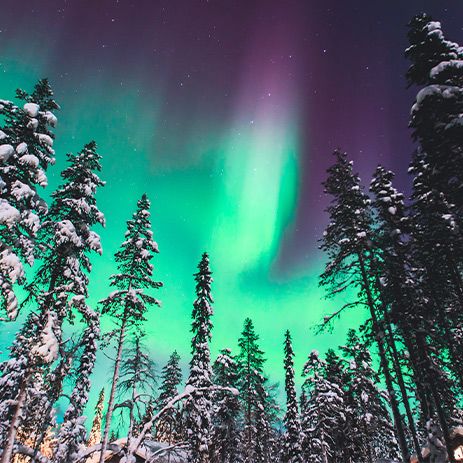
[98,194,162,463]
[300,351,345,463]
[340,329,399,463]
[255,382,280,463]
[0,79,59,321]
[369,165,426,461]
[319,149,410,462]
[281,331,302,463]
[406,154,461,461]
[0,141,105,463]
[236,318,274,463]
[88,388,105,447]
[405,13,462,86]
[155,350,183,445]
[406,15,463,211]
[184,252,214,463]
[211,348,242,463]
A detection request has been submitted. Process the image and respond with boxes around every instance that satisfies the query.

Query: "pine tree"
[282,331,302,463]
[184,253,214,463]
[211,348,242,463]
[0,79,59,321]
[155,351,183,445]
[88,388,105,447]
[98,194,162,463]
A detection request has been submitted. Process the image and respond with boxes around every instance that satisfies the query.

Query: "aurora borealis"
[1,0,463,399]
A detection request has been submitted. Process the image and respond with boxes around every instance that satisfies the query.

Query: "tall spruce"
[184,253,214,463]
[282,331,302,463]
[320,149,409,462]
[369,165,425,461]
[98,194,162,463]
[0,141,104,463]
[236,318,272,463]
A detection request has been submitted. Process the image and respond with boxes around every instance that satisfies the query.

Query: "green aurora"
[0,36,361,411]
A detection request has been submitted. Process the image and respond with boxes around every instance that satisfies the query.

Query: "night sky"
[1,1,463,399]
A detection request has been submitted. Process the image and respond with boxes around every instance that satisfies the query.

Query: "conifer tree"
[236,318,272,463]
[0,141,104,463]
[0,79,59,321]
[155,351,183,445]
[300,351,345,463]
[98,194,162,463]
[407,155,460,462]
[211,348,242,463]
[405,13,462,86]
[184,253,214,463]
[370,165,426,461]
[340,329,399,463]
[320,149,409,462]
[282,331,302,463]
[406,15,463,211]
[255,382,280,463]
[88,388,105,447]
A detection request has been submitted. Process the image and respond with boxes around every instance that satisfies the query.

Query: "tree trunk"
[357,252,410,463]
[1,374,29,463]
[98,319,127,463]
[126,385,137,451]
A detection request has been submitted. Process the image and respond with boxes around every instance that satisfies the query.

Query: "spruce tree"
[320,149,409,462]
[407,154,461,461]
[184,253,214,463]
[282,331,302,463]
[0,141,104,463]
[0,79,59,320]
[370,165,426,461]
[236,318,272,463]
[155,350,183,445]
[300,351,345,463]
[98,194,162,463]
[405,14,462,86]
[340,329,399,463]
[211,348,242,463]
[406,15,463,211]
